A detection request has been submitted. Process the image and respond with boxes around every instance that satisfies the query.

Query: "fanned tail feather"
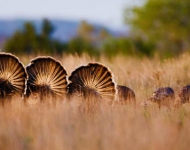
[0,52,27,103]
[68,63,116,112]
[26,56,67,101]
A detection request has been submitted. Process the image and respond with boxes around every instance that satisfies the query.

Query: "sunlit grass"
[1,53,190,150]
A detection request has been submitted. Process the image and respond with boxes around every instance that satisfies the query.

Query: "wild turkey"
[177,85,190,104]
[148,87,175,109]
[68,63,116,112]
[0,52,27,104]
[115,85,136,105]
[26,56,67,101]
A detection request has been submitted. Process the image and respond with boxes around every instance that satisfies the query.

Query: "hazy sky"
[0,0,142,28]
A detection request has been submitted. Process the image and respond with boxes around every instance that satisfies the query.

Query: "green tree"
[4,31,24,54]
[98,28,111,40]
[5,22,37,54]
[77,20,94,42]
[4,19,66,54]
[66,20,100,56]
[41,19,54,38]
[124,0,190,57]
[38,19,55,53]
[67,37,99,56]
[23,23,38,53]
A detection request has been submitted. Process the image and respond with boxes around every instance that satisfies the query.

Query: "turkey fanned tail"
[26,56,67,100]
[68,63,116,103]
[0,53,27,100]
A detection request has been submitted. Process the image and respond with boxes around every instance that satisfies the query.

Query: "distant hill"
[0,19,128,47]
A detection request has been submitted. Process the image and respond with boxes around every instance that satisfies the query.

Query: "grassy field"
[1,53,190,150]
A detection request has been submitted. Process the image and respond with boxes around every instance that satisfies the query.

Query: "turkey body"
[149,87,175,109]
[116,85,136,105]
[178,85,190,104]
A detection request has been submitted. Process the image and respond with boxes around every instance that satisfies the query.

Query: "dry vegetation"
[1,53,190,150]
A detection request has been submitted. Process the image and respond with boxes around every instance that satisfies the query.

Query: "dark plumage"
[0,53,27,104]
[115,85,136,105]
[68,63,116,112]
[149,87,175,109]
[178,85,190,104]
[26,56,67,101]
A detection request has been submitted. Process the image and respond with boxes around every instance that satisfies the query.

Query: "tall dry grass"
[1,53,190,150]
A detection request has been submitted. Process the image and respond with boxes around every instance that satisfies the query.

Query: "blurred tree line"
[4,19,110,57]
[124,0,190,58]
[4,19,66,54]
[4,0,190,58]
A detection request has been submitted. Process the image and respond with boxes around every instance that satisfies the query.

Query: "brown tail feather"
[26,56,67,100]
[0,52,27,101]
[68,63,116,103]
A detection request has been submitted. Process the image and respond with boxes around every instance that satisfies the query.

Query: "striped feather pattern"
[26,56,67,98]
[68,63,116,102]
[0,53,27,98]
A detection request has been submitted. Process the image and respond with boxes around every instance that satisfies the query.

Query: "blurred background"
[0,0,189,58]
